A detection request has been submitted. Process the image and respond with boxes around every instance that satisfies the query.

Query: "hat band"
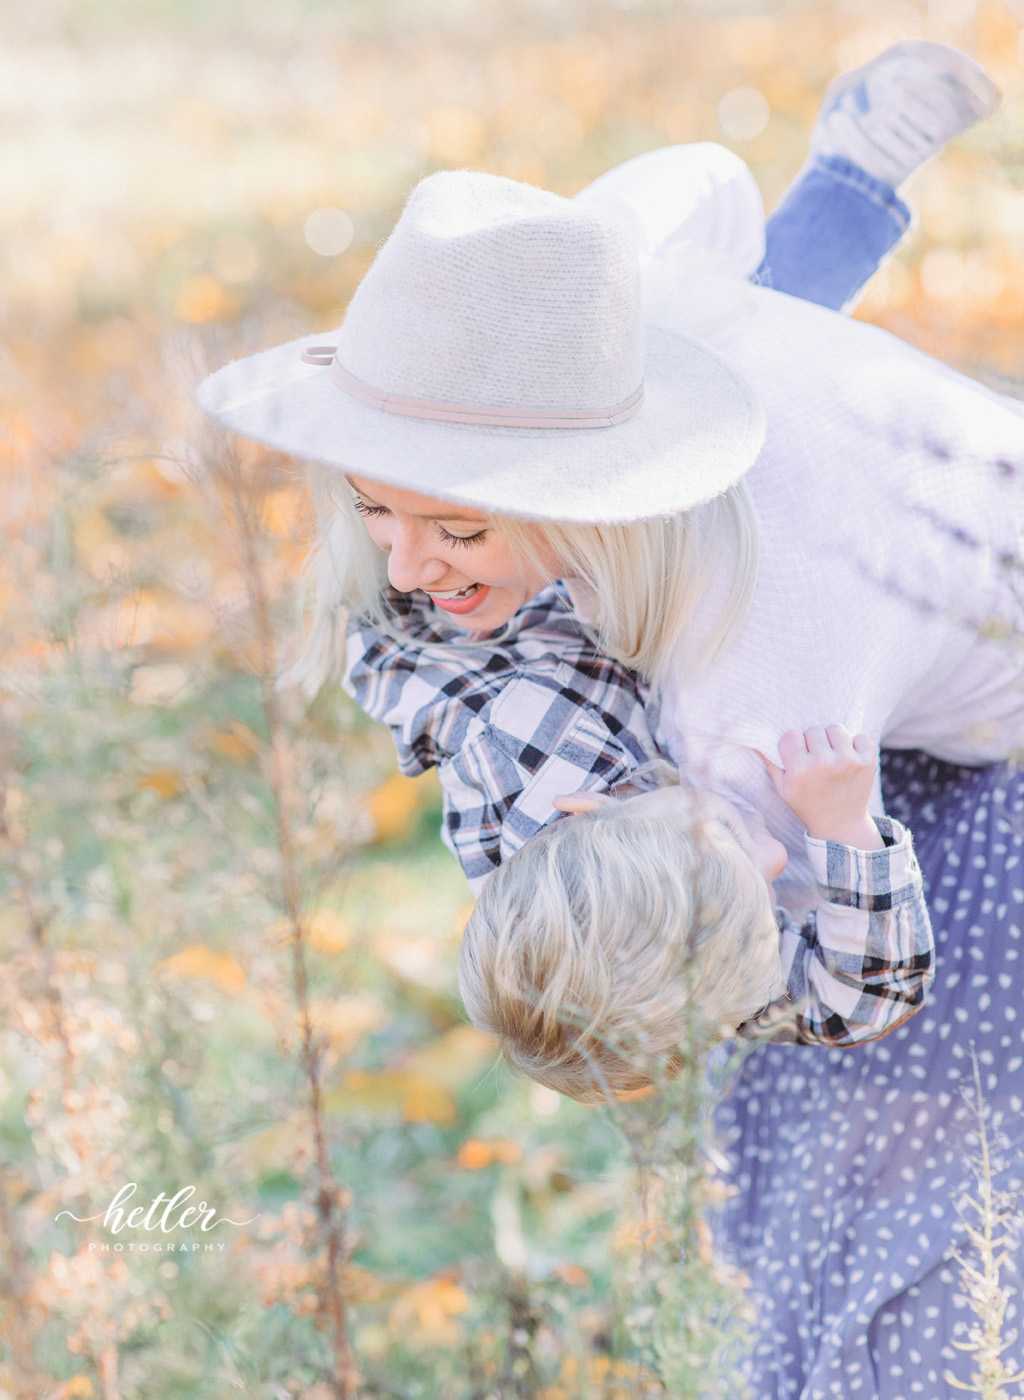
[301,346,645,429]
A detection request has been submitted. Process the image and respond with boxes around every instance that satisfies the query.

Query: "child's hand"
[762,725,884,851]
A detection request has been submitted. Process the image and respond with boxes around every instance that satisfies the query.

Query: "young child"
[457,725,933,1102]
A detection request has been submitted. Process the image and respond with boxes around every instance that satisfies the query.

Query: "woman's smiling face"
[347,476,562,632]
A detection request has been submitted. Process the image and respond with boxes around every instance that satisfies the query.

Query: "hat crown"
[335,171,645,412]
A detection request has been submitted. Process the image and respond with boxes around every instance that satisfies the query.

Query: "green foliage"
[0,435,682,1399]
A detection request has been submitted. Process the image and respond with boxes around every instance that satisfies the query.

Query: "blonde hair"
[457,804,784,1103]
[284,466,759,693]
[498,483,759,684]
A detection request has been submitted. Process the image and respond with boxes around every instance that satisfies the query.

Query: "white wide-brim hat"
[196,167,764,524]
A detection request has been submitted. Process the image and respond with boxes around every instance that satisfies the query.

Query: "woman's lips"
[427,583,491,616]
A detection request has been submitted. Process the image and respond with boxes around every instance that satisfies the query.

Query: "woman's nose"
[385,524,448,593]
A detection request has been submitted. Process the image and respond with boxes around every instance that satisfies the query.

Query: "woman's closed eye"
[353,497,388,519]
[353,496,487,548]
[436,524,488,548]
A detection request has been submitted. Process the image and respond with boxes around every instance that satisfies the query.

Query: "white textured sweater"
[642,270,1024,904]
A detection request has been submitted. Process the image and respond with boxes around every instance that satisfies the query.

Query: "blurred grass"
[2,0,1024,1396]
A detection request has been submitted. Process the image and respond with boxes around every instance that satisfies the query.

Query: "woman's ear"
[553,791,615,814]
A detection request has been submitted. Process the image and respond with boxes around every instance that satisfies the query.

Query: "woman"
[197,42,1022,1392]
[199,66,1021,903]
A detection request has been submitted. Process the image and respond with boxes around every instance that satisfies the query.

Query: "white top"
[642,266,1024,904]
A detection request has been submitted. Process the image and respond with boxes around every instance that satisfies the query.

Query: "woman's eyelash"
[437,525,487,548]
[353,497,486,547]
[352,497,388,518]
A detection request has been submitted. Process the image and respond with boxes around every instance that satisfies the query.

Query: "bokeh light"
[717,86,772,141]
[303,206,355,256]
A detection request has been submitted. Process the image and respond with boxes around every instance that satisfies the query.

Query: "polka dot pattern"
[713,752,1024,1397]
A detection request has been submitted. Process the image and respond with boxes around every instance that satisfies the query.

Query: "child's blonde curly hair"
[457,803,784,1102]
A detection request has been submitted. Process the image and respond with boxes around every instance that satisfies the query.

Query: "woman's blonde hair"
[284,466,759,692]
[457,804,784,1103]
[498,484,759,684]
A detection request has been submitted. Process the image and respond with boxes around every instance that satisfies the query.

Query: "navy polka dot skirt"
[713,751,1024,1398]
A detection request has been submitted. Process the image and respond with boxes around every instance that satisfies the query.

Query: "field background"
[2,0,1023,1396]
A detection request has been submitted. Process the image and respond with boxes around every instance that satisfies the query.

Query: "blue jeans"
[756,155,913,312]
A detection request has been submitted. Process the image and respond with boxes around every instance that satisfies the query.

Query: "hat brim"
[195,324,764,524]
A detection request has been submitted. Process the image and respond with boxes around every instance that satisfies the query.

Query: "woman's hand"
[761,725,884,851]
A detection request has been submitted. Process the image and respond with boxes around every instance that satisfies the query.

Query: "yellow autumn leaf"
[262,487,307,536]
[207,724,260,762]
[174,274,231,323]
[306,908,351,953]
[341,1263,385,1305]
[305,995,386,1054]
[388,1275,469,1347]
[365,770,439,842]
[612,1215,670,1255]
[156,944,246,993]
[327,1031,489,1119]
[400,1076,456,1125]
[88,590,214,653]
[456,1139,493,1170]
[56,1379,95,1399]
[327,1069,456,1125]
[137,769,185,799]
[435,1280,469,1314]
[365,774,420,842]
[456,1136,522,1170]
[144,592,217,651]
[404,1025,497,1092]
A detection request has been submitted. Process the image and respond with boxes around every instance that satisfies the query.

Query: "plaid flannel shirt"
[344,588,934,1050]
[344,585,664,888]
[742,816,933,1047]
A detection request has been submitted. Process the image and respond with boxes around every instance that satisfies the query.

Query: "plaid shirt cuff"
[739,817,934,1048]
[805,816,920,918]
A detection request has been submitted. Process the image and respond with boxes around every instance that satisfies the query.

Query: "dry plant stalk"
[1,776,53,1395]
[0,1164,45,1398]
[946,1053,1024,1400]
[608,1026,754,1399]
[1,764,125,1400]
[209,431,361,1399]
